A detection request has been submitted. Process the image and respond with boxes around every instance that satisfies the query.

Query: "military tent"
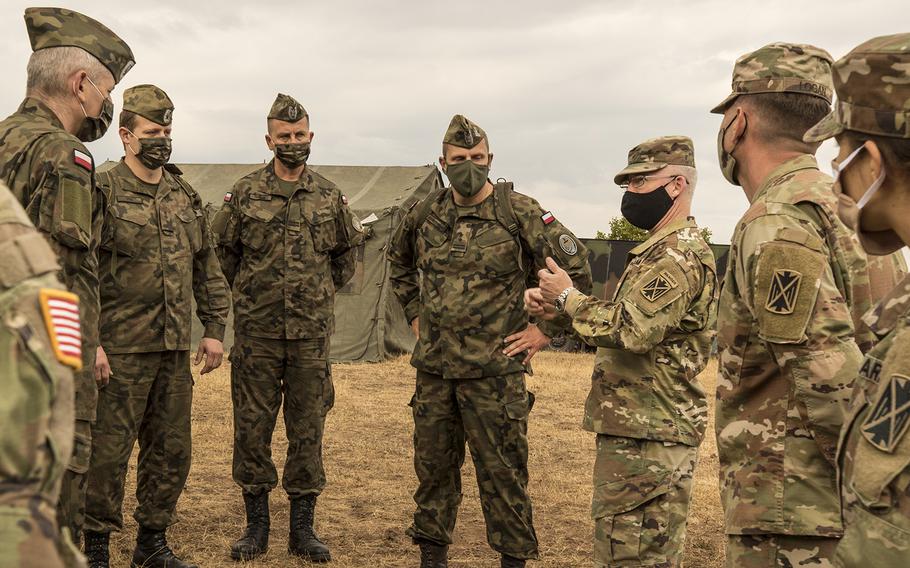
[98,161,443,363]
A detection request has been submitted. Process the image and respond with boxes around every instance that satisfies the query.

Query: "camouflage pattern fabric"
[85,351,193,532]
[805,33,910,142]
[0,183,85,568]
[716,155,865,540]
[95,160,229,353]
[613,135,696,184]
[406,371,537,560]
[229,335,334,497]
[867,251,908,304]
[268,93,308,123]
[711,42,834,113]
[387,186,592,378]
[725,534,839,568]
[592,435,697,568]
[443,114,487,149]
[122,84,174,126]
[212,161,363,339]
[24,7,135,83]
[564,218,717,445]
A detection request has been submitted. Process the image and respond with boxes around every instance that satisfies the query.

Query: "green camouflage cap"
[710,42,834,114]
[24,7,135,84]
[805,33,910,142]
[268,93,308,123]
[123,84,174,126]
[443,114,488,149]
[613,135,695,185]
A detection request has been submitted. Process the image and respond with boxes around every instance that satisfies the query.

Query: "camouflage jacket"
[387,185,592,379]
[564,217,717,445]
[212,161,363,339]
[96,160,229,353]
[0,97,102,422]
[716,154,864,537]
[835,275,910,566]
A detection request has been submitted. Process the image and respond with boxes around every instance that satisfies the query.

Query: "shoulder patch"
[754,242,825,344]
[73,149,92,171]
[765,269,802,315]
[39,289,82,370]
[541,211,555,225]
[862,373,910,453]
[224,192,233,203]
[641,270,678,303]
[558,234,577,255]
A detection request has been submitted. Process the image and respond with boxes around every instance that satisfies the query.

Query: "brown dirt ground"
[106,352,724,567]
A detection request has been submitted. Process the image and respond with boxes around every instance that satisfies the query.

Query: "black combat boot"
[83,531,110,568]
[130,526,197,568]
[288,495,330,562]
[417,539,448,568]
[230,492,270,561]
[501,555,526,568]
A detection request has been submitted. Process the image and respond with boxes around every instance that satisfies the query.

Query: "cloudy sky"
[0,1,902,241]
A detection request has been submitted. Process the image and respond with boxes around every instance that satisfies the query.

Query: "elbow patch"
[754,241,826,344]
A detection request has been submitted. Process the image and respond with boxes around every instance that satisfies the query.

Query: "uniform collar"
[264,160,316,197]
[19,97,66,131]
[630,216,696,256]
[114,159,163,197]
[752,154,820,204]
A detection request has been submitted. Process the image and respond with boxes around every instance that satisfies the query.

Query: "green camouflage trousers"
[85,351,193,532]
[726,534,839,568]
[406,372,538,560]
[56,418,91,542]
[230,335,334,498]
[592,435,698,567]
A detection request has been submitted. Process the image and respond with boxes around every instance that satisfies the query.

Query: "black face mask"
[620,183,674,231]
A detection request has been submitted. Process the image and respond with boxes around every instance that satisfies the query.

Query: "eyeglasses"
[619,174,677,190]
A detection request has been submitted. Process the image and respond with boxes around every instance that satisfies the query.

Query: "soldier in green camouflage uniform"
[0,182,85,568]
[712,43,867,567]
[387,115,592,568]
[212,94,363,563]
[800,33,910,568]
[79,85,229,568]
[527,137,717,567]
[0,8,134,545]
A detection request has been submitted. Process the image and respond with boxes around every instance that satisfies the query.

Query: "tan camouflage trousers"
[405,372,538,560]
[230,335,334,498]
[0,501,85,568]
[56,418,92,542]
[725,534,839,568]
[85,351,193,532]
[592,435,698,567]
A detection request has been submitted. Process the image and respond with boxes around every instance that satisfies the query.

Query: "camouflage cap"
[710,42,834,114]
[268,93,308,123]
[24,7,134,84]
[613,136,695,185]
[123,84,174,126]
[805,33,910,142]
[443,114,488,149]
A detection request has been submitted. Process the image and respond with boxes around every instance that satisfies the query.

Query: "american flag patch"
[39,289,82,370]
[541,211,555,225]
[224,192,233,202]
[73,149,93,171]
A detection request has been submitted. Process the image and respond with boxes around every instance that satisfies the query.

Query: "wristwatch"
[554,287,575,313]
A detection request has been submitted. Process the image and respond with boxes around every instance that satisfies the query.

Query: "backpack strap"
[412,185,447,231]
[493,181,519,237]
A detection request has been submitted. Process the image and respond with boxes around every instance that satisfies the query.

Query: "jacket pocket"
[592,470,672,565]
[307,208,337,253]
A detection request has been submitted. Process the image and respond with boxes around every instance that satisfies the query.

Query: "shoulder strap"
[493,181,519,237]
[413,185,447,230]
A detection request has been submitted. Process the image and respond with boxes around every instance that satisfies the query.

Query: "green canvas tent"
[98,161,443,362]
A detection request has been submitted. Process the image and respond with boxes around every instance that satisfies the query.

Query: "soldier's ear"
[438,156,447,172]
[863,140,884,183]
[264,134,275,151]
[308,131,315,144]
[487,153,494,168]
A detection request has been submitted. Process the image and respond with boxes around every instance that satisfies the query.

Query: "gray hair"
[26,46,111,98]
[664,165,698,193]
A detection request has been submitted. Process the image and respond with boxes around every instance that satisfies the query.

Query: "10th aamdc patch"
[863,373,910,453]
[39,289,82,370]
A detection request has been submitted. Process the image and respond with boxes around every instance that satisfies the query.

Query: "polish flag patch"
[39,289,82,370]
[73,149,93,172]
[541,211,555,225]
[224,192,233,202]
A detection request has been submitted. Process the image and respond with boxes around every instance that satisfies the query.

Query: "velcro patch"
[754,242,825,344]
[223,192,233,202]
[641,270,678,303]
[862,373,910,453]
[558,234,577,256]
[765,269,802,315]
[73,149,92,171]
[39,289,82,370]
[541,211,555,225]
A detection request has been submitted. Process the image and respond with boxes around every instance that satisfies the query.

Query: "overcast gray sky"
[1,1,902,241]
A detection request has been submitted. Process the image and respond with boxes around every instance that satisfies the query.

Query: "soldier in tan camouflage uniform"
[0,8,134,545]
[387,115,592,568]
[711,43,867,567]
[0,182,86,568]
[79,85,229,568]
[526,136,717,567]
[212,93,363,563]
[800,33,910,568]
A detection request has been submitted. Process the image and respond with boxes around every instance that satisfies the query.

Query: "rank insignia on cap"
[765,269,802,315]
[73,149,93,171]
[39,289,82,370]
[224,192,233,202]
[558,234,577,256]
[541,211,555,225]
[862,373,910,452]
[641,271,678,303]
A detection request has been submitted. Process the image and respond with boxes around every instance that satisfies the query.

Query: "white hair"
[26,46,111,98]
[665,165,698,193]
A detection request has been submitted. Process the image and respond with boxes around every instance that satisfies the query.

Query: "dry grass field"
[105,352,724,567]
